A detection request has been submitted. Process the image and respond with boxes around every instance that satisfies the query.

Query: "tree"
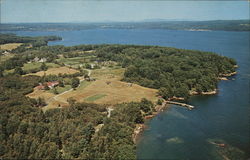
[85,63,92,69]
[53,88,59,94]
[71,77,80,89]
[67,97,76,105]
[158,87,171,99]
[82,123,95,143]
[44,83,50,90]
[40,62,48,71]
[37,97,46,106]
[157,98,163,105]
[134,112,144,124]
[140,98,153,113]
[58,80,64,87]
[0,66,3,77]
[14,67,24,75]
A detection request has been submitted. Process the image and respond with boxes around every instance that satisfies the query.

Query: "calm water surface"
[3,29,249,159]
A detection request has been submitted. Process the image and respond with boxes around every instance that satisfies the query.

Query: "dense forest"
[0,73,154,159]
[0,33,61,46]
[1,20,249,31]
[95,45,236,99]
[0,75,154,159]
[0,34,237,159]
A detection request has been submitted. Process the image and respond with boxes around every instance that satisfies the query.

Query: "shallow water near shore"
[2,29,249,159]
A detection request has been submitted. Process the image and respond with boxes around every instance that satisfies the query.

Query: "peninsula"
[0,34,237,159]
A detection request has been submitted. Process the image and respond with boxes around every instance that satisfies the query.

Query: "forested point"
[0,34,237,159]
[0,33,62,47]
[95,45,236,99]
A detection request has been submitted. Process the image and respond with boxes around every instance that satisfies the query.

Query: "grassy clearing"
[49,85,71,94]
[3,62,60,75]
[0,43,23,51]
[28,65,157,109]
[56,56,95,68]
[84,94,107,102]
[0,54,15,64]
[27,89,55,102]
[29,66,79,76]
[78,81,92,89]
[57,78,157,105]
[92,67,125,80]
[23,62,60,71]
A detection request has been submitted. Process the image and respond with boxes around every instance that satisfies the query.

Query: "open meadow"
[27,66,158,110]
[28,66,79,76]
[0,43,23,50]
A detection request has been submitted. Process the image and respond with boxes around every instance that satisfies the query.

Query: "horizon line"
[1,19,249,24]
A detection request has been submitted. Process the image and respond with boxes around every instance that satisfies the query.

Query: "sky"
[1,0,249,23]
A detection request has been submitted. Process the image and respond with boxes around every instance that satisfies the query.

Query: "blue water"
[2,29,249,159]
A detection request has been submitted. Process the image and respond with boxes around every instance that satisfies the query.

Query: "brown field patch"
[27,67,157,110]
[29,66,79,76]
[27,88,69,111]
[91,68,125,80]
[58,78,158,105]
[27,88,55,101]
[0,43,23,51]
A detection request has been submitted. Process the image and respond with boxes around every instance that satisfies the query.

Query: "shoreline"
[132,101,170,143]
[133,71,237,144]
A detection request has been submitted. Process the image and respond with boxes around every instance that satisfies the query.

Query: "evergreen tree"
[40,63,48,71]
[71,77,80,89]
[14,67,24,75]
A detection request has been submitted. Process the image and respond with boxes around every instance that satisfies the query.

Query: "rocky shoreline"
[132,101,170,143]
[218,71,237,81]
[190,90,218,95]
[132,71,237,144]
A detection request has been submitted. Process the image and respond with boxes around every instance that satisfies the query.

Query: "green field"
[84,94,107,102]
[78,80,92,89]
[3,62,60,75]
[22,62,60,71]
[49,85,72,94]
[0,54,15,64]
[56,56,96,68]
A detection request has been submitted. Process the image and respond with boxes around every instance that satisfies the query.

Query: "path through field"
[44,69,92,110]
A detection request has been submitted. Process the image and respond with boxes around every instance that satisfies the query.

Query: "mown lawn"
[49,85,72,94]
[78,81,92,89]
[84,94,107,102]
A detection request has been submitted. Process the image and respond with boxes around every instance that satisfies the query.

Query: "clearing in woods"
[28,66,158,110]
[29,66,79,76]
[0,43,23,50]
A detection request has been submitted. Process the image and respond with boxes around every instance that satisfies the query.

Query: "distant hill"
[1,20,249,31]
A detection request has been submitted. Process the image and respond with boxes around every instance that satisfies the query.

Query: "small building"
[90,64,95,69]
[39,58,47,63]
[85,77,96,81]
[47,81,59,89]
[36,81,59,90]
[33,57,40,62]
[33,57,47,63]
